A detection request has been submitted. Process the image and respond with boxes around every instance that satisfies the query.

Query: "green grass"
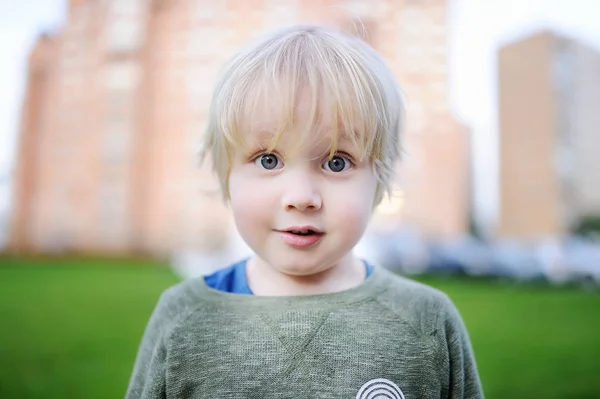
[1,256,599,399]
[0,256,180,399]
[413,275,600,399]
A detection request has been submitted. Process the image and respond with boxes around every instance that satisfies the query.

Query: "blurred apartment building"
[9,0,469,257]
[498,31,600,239]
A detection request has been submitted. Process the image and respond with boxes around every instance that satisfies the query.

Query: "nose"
[281,170,322,212]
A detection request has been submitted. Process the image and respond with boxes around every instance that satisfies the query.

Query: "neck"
[246,254,366,296]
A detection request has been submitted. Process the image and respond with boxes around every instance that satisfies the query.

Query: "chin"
[281,267,323,277]
[274,256,339,277]
[275,263,319,277]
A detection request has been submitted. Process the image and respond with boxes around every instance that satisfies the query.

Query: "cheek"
[326,176,376,232]
[228,171,273,231]
[332,196,372,230]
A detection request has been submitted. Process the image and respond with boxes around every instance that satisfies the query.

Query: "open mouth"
[287,229,319,236]
[278,228,324,248]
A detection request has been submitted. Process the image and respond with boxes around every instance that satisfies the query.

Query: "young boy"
[126,24,483,399]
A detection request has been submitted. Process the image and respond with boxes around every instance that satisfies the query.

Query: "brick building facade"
[498,31,600,239]
[10,0,469,256]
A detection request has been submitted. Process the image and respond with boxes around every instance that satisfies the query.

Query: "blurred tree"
[572,215,600,237]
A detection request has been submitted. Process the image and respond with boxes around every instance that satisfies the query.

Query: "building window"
[103,124,131,164]
[98,181,128,246]
[554,41,574,96]
[553,40,575,153]
[188,27,223,60]
[106,60,140,91]
[111,0,144,16]
[191,0,225,23]
[106,0,145,52]
[106,17,143,51]
[263,1,299,28]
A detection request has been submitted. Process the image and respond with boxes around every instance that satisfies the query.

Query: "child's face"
[227,94,378,277]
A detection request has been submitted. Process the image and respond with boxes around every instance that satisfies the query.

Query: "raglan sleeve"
[442,296,484,399]
[125,291,173,399]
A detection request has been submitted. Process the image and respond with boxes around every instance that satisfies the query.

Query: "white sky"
[0,0,599,234]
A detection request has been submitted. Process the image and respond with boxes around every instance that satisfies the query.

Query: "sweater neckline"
[195,265,391,308]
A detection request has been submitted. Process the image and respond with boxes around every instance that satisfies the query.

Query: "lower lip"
[277,231,324,248]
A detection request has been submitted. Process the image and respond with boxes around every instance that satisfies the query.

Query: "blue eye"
[323,155,352,173]
[255,153,282,170]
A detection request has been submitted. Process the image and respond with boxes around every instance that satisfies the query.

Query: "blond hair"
[200,24,404,204]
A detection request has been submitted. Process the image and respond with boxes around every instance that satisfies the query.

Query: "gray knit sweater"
[126,266,483,398]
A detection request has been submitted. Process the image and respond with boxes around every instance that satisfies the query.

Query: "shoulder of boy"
[374,269,468,341]
[147,276,209,331]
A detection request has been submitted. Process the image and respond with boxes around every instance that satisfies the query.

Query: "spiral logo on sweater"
[356,378,405,399]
